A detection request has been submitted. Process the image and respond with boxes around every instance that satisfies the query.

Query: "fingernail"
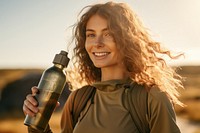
[34,102,38,106]
[34,108,39,113]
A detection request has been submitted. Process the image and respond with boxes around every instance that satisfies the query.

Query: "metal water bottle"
[24,50,70,131]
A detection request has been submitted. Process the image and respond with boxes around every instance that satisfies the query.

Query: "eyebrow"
[86,28,108,32]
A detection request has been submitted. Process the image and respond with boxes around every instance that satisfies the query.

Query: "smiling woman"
[23,1,185,133]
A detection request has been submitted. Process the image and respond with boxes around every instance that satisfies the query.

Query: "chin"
[93,63,104,68]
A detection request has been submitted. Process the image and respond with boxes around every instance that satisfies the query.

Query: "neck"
[101,66,129,81]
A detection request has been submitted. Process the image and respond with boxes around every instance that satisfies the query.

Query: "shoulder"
[67,85,96,107]
[147,86,176,120]
[147,88,180,132]
[148,87,173,109]
[129,83,172,105]
[61,85,95,125]
[129,83,174,115]
[127,83,180,132]
[129,83,148,99]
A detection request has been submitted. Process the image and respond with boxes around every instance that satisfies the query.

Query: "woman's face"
[85,14,123,69]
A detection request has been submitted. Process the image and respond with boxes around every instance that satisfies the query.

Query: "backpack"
[64,83,150,133]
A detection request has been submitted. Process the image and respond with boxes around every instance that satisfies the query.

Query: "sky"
[0,0,200,69]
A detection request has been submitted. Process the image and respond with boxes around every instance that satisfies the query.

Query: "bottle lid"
[53,50,70,67]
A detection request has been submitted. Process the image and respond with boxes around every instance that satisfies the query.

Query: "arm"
[60,90,76,133]
[148,87,181,133]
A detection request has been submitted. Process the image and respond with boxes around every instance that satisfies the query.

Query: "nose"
[94,35,104,47]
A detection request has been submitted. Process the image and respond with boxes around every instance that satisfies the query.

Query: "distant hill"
[0,66,199,89]
[0,69,44,90]
[0,68,70,118]
[176,66,200,89]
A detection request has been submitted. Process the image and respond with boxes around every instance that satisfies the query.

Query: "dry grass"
[0,112,62,133]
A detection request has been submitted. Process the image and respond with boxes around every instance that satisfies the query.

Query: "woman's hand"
[23,86,39,117]
[23,86,60,117]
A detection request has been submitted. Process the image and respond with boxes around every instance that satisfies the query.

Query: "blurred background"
[0,0,200,132]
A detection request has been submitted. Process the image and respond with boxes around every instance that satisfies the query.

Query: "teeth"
[94,52,108,56]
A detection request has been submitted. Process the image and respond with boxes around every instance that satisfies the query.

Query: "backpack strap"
[124,83,150,133]
[71,85,96,127]
[60,85,96,133]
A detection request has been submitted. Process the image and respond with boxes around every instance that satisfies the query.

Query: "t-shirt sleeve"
[148,87,181,133]
[60,90,76,133]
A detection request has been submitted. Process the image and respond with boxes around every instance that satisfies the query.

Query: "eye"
[103,32,113,40]
[104,32,111,37]
[86,33,95,38]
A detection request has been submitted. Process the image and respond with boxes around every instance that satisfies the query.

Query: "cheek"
[85,42,91,54]
[113,46,122,59]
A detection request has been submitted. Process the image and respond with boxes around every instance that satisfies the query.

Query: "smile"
[93,52,110,57]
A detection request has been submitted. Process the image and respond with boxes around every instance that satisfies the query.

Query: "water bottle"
[24,50,70,131]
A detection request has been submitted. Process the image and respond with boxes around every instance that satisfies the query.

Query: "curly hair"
[69,2,184,105]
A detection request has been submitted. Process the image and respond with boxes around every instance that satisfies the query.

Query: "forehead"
[86,14,108,30]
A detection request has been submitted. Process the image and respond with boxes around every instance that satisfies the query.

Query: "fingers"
[23,86,60,117]
[23,94,39,116]
[23,86,39,117]
[31,86,39,95]
[26,94,38,107]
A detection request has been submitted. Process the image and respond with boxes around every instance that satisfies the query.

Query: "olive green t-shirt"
[71,79,180,133]
[73,79,138,133]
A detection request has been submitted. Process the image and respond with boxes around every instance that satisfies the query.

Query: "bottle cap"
[53,50,70,67]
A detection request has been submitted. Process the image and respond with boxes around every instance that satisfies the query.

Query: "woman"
[23,2,184,133]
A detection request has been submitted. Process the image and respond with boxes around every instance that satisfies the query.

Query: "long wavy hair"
[69,2,184,106]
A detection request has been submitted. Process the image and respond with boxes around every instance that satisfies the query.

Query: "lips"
[93,52,109,56]
[92,52,110,59]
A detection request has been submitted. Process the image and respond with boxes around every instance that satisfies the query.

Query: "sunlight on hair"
[65,67,87,90]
